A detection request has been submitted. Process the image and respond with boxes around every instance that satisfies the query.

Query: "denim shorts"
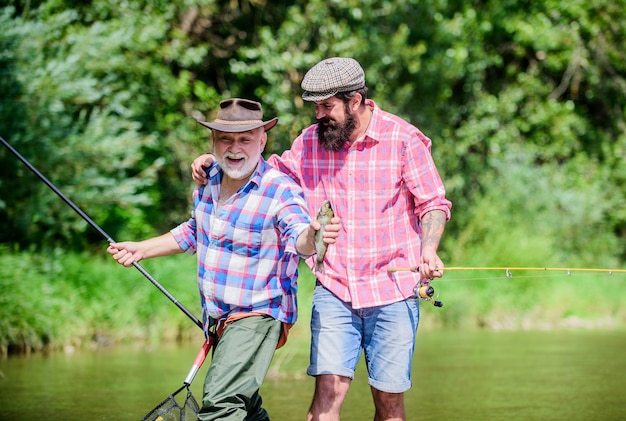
[307,284,420,393]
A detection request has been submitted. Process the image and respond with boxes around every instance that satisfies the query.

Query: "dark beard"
[316,112,356,152]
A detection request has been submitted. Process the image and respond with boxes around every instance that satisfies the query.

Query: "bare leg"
[306,374,351,421]
[371,387,406,421]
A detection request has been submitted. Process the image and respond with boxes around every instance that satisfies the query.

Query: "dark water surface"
[1,330,624,420]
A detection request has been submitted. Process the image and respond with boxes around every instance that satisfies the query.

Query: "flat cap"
[301,57,365,102]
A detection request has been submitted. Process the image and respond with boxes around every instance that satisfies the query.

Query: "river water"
[1,329,624,420]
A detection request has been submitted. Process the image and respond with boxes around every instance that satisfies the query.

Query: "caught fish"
[314,200,334,273]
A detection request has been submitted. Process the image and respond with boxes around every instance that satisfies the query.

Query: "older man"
[192,59,452,421]
[109,98,341,421]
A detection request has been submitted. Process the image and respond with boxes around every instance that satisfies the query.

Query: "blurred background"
[2,2,626,419]
[1,0,625,354]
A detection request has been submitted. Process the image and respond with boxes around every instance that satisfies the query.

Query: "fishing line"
[1,135,203,330]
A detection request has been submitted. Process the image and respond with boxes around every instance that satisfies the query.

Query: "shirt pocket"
[226,216,264,257]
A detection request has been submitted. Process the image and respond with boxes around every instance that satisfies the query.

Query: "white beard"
[217,151,260,180]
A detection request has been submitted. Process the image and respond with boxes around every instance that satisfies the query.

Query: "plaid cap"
[301,57,365,102]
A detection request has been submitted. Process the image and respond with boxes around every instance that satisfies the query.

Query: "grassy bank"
[1,248,625,356]
[0,247,202,356]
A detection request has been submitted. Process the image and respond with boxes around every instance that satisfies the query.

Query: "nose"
[315,105,327,120]
[228,141,242,153]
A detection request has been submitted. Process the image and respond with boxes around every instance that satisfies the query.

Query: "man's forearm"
[140,232,183,259]
[421,210,447,252]
[296,226,316,257]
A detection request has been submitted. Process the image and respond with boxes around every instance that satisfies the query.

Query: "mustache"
[223,153,245,159]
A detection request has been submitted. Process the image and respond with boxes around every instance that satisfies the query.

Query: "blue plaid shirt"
[171,158,311,331]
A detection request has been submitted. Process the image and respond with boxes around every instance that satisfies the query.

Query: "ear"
[260,131,268,152]
[350,93,363,112]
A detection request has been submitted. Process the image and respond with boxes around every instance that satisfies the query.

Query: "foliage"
[1,1,625,262]
[434,1,626,239]
[1,3,201,248]
[448,146,620,268]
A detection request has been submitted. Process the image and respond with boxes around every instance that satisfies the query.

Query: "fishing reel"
[414,280,443,308]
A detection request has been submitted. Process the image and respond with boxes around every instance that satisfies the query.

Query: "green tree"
[1,0,625,262]
[224,0,626,260]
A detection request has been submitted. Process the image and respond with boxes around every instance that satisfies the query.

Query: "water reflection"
[1,330,625,420]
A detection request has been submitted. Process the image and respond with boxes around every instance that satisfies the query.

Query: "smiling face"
[314,96,358,151]
[213,127,267,181]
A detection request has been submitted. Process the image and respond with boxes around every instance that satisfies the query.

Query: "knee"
[371,388,405,415]
[314,375,350,401]
[372,388,404,403]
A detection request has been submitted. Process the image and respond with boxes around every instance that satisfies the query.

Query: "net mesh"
[141,388,200,421]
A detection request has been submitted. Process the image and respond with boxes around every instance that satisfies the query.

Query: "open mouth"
[226,157,245,165]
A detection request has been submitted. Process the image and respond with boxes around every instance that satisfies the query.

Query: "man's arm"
[418,209,447,279]
[107,232,183,267]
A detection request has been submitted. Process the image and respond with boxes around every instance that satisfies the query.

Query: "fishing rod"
[1,136,203,330]
[388,265,626,309]
[388,266,626,277]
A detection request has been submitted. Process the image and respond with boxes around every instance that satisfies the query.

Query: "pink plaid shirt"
[268,100,452,308]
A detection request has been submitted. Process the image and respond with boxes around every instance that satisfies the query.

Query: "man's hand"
[107,242,144,267]
[191,154,215,185]
[418,248,444,281]
[106,233,182,266]
[297,216,341,256]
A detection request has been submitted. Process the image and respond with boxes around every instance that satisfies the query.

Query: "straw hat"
[197,98,278,132]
